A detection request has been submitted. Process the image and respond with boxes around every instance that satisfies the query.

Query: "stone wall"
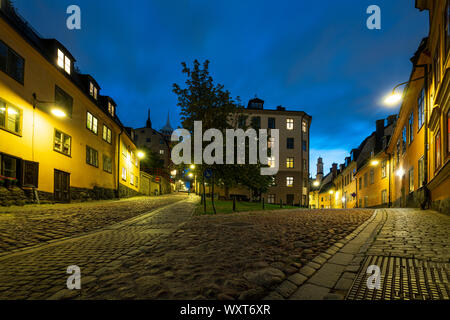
[0,186,31,206]
[118,184,141,198]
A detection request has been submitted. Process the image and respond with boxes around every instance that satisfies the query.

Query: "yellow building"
[0,3,140,204]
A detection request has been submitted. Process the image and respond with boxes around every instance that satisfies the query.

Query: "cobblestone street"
[0,202,448,300]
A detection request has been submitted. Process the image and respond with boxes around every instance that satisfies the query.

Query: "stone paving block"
[287,273,308,286]
[263,291,284,300]
[306,261,321,270]
[275,280,298,298]
[328,252,354,266]
[289,284,330,300]
[312,255,327,265]
[299,266,316,277]
[307,263,345,289]
[334,277,354,291]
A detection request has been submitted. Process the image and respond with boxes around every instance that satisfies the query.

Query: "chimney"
[375,119,385,152]
[387,115,397,126]
[339,164,344,172]
[332,163,338,178]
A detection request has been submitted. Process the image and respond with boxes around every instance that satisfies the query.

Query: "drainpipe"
[117,127,124,199]
[388,152,392,207]
[423,64,429,185]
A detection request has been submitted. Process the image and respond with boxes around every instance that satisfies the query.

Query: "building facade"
[217,98,312,206]
[0,2,140,204]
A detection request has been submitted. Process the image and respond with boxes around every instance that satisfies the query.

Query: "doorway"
[54,169,70,203]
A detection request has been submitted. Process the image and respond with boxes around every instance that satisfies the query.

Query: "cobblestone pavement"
[0,207,372,300]
[0,194,187,254]
[269,208,450,301]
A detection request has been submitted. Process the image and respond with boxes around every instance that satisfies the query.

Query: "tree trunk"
[211,171,216,214]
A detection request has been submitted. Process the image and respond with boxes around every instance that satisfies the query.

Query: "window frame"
[286,118,294,130]
[86,145,99,168]
[57,49,71,75]
[102,154,112,174]
[53,129,72,157]
[86,111,98,135]
[286,157,294,169]
[0,98,22,136]
[287,138,294,149]
[418,88,425,131]
[102,125,112,144]
[408,112,414,144]
[0,40,25,84]
[435,129,442,171]
[286,176,294,187]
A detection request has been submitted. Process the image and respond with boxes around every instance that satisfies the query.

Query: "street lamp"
[383,76,425,106]
[313,181,320,187]
[137,151,145,159]
[190,164,196,170]
[370,160,379,166]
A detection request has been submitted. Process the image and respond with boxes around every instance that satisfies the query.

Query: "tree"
[173,60,273,212]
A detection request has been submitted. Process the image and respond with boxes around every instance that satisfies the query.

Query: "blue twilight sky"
[14,0,428,176]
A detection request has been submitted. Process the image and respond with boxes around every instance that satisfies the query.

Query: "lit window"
[0,99,21,135]
[268,156,276,168]
[103,155,112,173]
[89,82,98,100]
[409,168,414,193]
[122,167,127,181]
[86,146,99,167]
[102,125,112,144]
[87,112,98,134]
[159,150,165,155]
[418,157,424,187]
[381,160,387,178]
[267,194,275,204]
[130,173,134,186]
[108,102,115,117]
[302,120,307,133]
[286,118,294,130]
[286,157,294,169]
[286,177,294,187]
[54,130,71,156]
[57,49,71,75]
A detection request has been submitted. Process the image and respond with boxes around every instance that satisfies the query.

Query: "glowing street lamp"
[188,173,194,178]
[51,108,67,118]
[370,160,379,166]
[384,92,403,106]
[396,168,405,177]
[137,151,145,159]
[313,181,320,187]
[190,164,196,169]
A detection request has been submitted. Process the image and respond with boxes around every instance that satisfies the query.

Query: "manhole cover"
[347,256,450,300]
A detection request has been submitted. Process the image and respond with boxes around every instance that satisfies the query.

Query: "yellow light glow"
[51,108,66,118]
[137,151,145,159]
[342,197,346,203]
[171,170,177,176]
[329,190,334,194]
[190,164,196,169]
[370,160,379,166]
[188,173,194,178]
[384,93,403,106]
[396,168,405,177]
[313,181,320,187]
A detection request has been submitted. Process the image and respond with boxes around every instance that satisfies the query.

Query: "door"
[54,169,70,203]
[286,194,294,206]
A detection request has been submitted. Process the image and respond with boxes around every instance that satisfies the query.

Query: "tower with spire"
[146,109,152,128]
[160,112,173,138]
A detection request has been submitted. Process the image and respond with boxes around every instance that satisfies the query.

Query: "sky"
[15,0,429,176]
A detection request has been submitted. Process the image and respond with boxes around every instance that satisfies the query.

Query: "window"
[435,130,441,171]
[86,146,99,167]
[381,160,387,178]
[89,82,98,100]
[1,154,18,179]
[381,190,387,204]
[0,98,21,135]
[434,44,441,90]
[359,177,362,190]
[135,176,139,189]
[418,157,424,188]
[364,196,368,208]
[122,167,127,181]
[268,194,275,204]
[271,176,276,186]
[408,113,414,144]
[364,173,368,188]
[160,139,164,145]
[402,126,406,153]
[102,125,112,144]
[108,102,115,117]
[369,169,374,184]
[0,40,25,84]
[287,138,294,149]
[130,173,134,186]
[303,159,307,171]
[286,157,294,169]
[159,150,165,155]
[57,49,71,74]
[286,177,294,187]
[409,168,414,193]
[121,141,127,156]
[447,110,450,157]
[268,137,275,149]
[251,116,261,130]
[268,118,275,129]
[302,120,307,133]
[86,112,98,134]
[103,155,112,173]
[54,130,71,156]
[418,88,425,130]
[268,156,276,168]
[286,118,294,130]
[302,140,307,151]
[55,86,73,117]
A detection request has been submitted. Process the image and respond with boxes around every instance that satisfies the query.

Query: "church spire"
[146,108,152,128]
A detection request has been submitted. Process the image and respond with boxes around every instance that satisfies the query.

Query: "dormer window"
[89,82,98,100]
[108,102,115,117]
[57,49,71,74]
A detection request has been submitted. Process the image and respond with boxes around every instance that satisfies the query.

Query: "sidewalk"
[266,208,450,300]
